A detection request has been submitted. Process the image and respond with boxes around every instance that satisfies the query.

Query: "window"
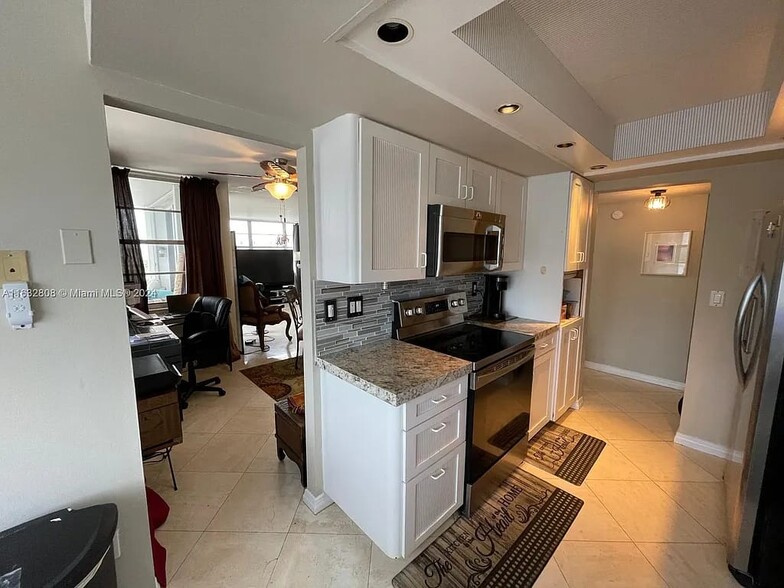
[231,219,295,249]
[130,177,186,303]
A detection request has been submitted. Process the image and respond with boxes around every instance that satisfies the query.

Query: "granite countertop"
[315,339,471,407]
[469,317,560,339]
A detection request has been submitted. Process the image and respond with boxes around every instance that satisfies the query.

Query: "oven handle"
[472,347,535,389]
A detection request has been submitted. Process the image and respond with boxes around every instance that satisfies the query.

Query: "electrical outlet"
[709,290,725,307]
[1,250,30,282]
[324,299,337,322]
[347,295,363,318]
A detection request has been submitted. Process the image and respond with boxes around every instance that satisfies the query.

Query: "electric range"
[393,291,535,516]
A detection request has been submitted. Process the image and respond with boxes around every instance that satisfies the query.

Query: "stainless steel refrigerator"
[726,208,784,587]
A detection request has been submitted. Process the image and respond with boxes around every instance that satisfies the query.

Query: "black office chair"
[179,296,233,408]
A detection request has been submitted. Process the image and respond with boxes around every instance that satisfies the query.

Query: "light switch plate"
[60,229,93,264]
[709,290,725,307]
[0,250,29,281]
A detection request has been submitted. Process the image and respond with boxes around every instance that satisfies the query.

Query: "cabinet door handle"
[430,468,446,480]
[468,186,475,201]
[538,343,549,350]
[420,252,427,268]
[570,329,578,341]
[460,184,468,200]
[430,422,447,433]
[430,394,448,404]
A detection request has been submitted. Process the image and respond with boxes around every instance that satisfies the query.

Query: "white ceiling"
[104,106,296,185]
[91,0,784,179]
[510,0,783,123]
[598,182,712,203]
[89,0,564,177]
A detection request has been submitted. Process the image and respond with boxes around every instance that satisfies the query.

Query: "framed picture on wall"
[641,230,692,276]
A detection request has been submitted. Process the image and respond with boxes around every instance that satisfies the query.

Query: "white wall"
[0,2,153,585]
[597,159,784,450]
[585,193,708,383]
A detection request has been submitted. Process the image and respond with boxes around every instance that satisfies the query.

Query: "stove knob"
[451,300,459,307]
[415,307,424,315]
[404,309,414,317]
[458,299,465,306]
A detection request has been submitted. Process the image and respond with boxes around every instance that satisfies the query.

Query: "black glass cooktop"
[406,323,533,368]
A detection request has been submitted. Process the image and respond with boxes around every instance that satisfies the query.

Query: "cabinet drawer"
[403,401,466,481]
[535,332,558,356]
[403,443,465,555]
[139,403,182,453]
[402,377,467,431]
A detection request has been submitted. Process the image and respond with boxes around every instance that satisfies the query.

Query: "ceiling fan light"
[264,180,297,201]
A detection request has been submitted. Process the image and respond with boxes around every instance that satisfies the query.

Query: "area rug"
[240,357,304,401]
[525,422,606,485]
[392,468,583,588]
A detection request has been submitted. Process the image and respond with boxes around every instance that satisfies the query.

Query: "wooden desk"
[274,399,306,487]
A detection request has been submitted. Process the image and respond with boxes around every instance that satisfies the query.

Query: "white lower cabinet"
[530,331,559,438]
[321,370,468,558]
[555,318,584,420]
[403,444,465,553]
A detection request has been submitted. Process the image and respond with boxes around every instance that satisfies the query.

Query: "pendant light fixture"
[645,189,670,211]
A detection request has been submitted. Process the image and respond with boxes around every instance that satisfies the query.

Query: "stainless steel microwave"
[426,205,505,277]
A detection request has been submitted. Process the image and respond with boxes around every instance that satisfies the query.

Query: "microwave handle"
[484,224,503,271]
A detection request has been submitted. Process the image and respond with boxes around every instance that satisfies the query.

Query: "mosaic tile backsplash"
[314,274,485,356]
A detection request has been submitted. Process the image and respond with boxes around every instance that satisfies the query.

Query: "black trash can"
[0,503,118,588]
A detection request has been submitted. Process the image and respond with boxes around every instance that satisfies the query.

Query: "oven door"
[428,205,505,277]
[464,345,534,516]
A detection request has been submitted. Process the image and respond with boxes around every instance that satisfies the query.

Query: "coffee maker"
[482,274,511,321]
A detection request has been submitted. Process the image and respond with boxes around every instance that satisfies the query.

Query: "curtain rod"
[121,167,220,183]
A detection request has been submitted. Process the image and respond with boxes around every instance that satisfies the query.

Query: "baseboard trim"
[674,432,742,463]
[584,361,686,391]
[303,490,333,514]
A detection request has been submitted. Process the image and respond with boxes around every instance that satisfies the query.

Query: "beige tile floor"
[146,339,739,587]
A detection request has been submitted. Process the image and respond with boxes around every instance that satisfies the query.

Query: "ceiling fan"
[210,158,298,200]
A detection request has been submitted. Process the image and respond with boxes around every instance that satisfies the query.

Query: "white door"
[428,145,468,207]
[564,176,584,271]
[530,350,555,438]
[359,118,429,282]
[466,158,497,213]
[565,320,583,407]
[554,319,583,419]
[496,170,527,272]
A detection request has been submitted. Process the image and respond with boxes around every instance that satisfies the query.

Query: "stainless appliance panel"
[427,205,506,277]
[464,345,534,516]
[727,209,784,580]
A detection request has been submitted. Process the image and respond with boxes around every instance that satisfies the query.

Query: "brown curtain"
[180,176,226,297]
[180,177,241,361]
[112,167,149,312]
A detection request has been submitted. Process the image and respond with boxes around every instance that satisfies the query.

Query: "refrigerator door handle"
[734,271,767,386]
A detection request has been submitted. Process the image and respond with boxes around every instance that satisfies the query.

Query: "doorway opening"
[572,182,711,445]
[104,104,310,585]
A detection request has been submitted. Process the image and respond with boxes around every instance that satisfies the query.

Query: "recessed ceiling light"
[497,103,521,115]
[590,164,607,170]
[377,20,412,44]
[556,142,575,149]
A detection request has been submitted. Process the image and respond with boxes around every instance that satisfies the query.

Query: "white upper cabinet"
[314,114,429,284]
[496,169,527,272]
[427,146,497,213]
[428,145,467,207]
[465,158,497,213]
[564,175,592,272]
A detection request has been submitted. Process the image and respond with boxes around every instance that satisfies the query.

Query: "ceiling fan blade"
[252,181,272,191]
[209,171,263,179]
